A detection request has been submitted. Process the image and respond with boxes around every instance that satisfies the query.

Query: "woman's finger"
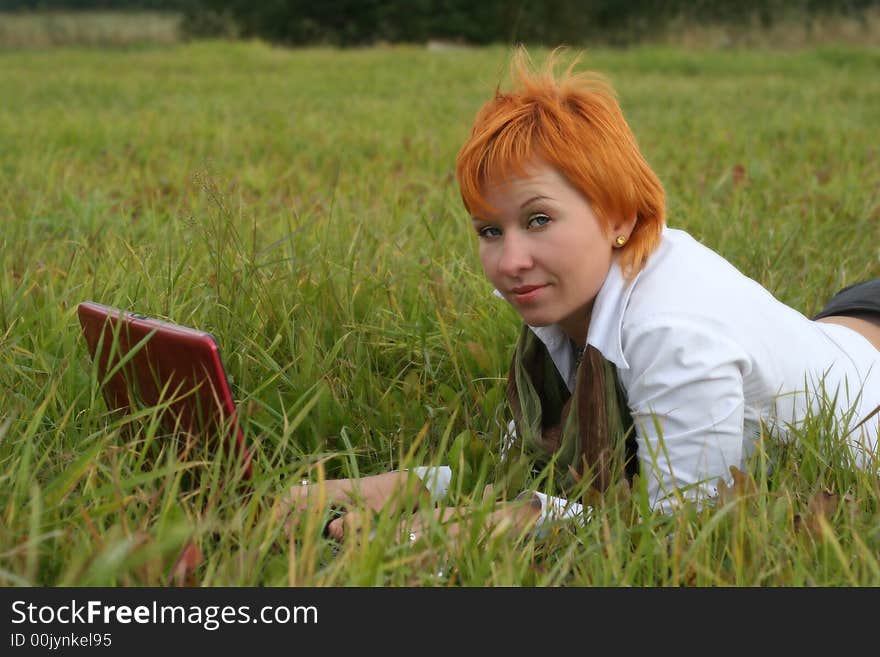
[326,517,345,540]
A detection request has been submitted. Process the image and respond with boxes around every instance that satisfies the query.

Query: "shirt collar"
[585,250,640,370]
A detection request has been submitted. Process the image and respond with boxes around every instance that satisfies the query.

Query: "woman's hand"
[325,510,372,541]
[325,497,542,544]
[280,471,427,533]
[282,478,354,515]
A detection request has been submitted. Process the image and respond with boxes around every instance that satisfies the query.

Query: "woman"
[282,48,880,541]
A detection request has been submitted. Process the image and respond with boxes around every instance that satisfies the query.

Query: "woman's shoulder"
[615,226,798,366]
[625,226,774,325]
[644,227,745,282]
[592,225,797,372]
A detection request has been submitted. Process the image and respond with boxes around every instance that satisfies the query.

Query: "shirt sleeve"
[619,316,750,512]
[410,466,452,503]
[530,492,589,536]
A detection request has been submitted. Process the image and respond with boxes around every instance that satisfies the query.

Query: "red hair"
[455,47,665,276]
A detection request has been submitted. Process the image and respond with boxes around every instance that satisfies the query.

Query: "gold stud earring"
[615,235,627,247]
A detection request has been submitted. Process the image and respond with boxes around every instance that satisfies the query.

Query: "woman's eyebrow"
[520,195,553,209]
[469,195,554,223]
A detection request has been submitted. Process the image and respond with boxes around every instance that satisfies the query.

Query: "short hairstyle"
[455,47,666,276]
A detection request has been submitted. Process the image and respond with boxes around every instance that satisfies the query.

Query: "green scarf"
[503,323,637,497]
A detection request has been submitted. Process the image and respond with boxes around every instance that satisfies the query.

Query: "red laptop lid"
[77,301,252,480]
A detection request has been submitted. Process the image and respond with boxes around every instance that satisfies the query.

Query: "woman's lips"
[510,284,547,303]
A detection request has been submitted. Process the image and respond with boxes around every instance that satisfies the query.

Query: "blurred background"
[2,0,880,50]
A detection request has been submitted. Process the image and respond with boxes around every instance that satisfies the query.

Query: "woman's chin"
[515,311,558,328]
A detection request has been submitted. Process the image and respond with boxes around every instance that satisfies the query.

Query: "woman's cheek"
[478,247,496,282]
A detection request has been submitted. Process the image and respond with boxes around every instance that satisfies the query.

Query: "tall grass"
[1,42,879,585]
[0,11,182,49]
[656,7,880,49]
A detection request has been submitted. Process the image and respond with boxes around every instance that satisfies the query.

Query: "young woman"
[282,48,880,541]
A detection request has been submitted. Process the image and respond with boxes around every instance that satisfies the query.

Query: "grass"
[0,11,182,49]
[1,40,879,586]
[655,7,880,49]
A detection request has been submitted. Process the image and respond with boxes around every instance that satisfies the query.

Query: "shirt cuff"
[531,492,589,536]
[410,466,452,504]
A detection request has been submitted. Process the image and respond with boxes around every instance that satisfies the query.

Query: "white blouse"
[416,227,880,524]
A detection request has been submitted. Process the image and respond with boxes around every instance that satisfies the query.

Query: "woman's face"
[471,161,627,343]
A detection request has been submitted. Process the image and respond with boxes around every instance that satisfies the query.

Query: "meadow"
[1,39,879,586]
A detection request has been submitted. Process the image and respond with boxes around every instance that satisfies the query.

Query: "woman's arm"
[411,466,589,535]
[619,316,750,512]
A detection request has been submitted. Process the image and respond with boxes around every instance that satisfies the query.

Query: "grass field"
[1,40,879,586]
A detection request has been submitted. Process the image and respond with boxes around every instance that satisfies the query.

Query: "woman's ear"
[610,213,638,247]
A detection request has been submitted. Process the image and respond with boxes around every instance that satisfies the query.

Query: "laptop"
[77,301,253,480]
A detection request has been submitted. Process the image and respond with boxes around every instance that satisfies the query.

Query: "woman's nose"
[497,233,533,277]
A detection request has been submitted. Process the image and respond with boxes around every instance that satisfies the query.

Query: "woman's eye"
[528,213,551,228]
[477,226,502,239]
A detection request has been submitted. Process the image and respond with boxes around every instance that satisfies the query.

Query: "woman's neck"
[557,303,593,348]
